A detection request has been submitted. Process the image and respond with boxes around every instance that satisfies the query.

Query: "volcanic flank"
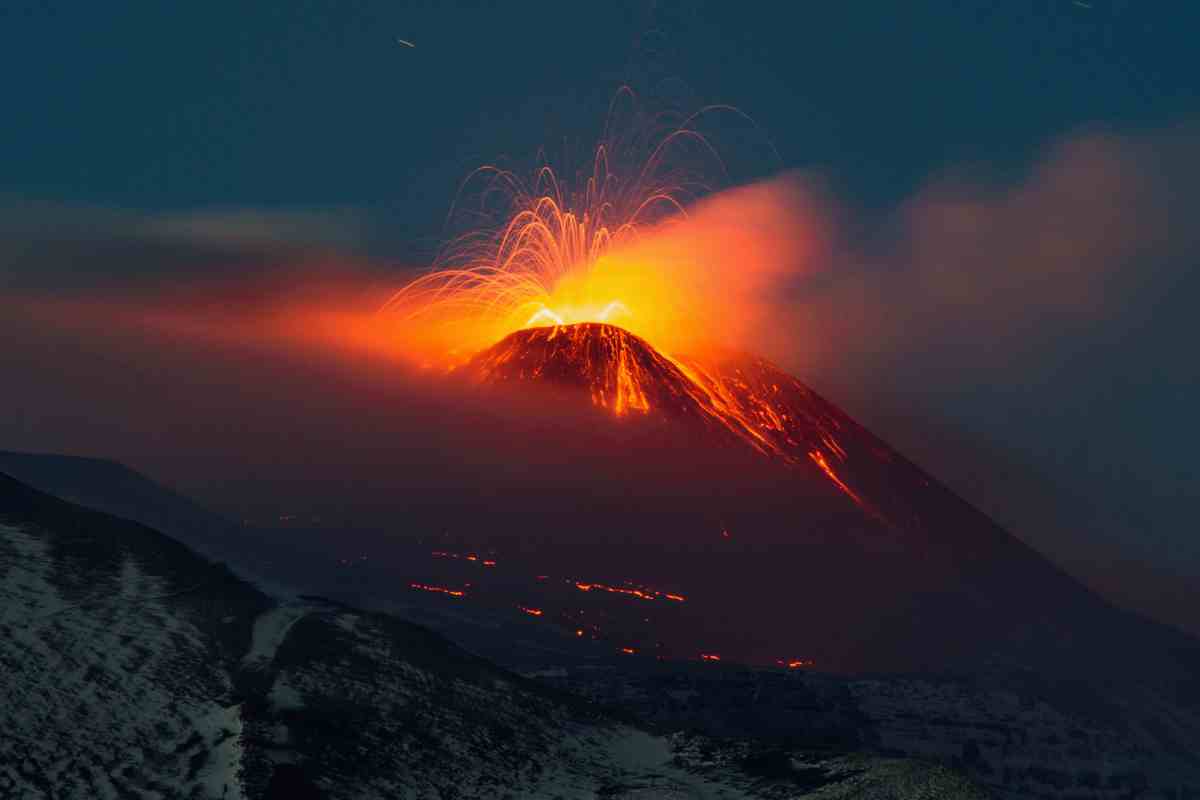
[450,322,1168,677]
[463,322,879,511]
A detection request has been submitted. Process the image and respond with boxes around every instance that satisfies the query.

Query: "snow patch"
[243,604,309,667]
[0,523,244,799]
[191,704,245,800]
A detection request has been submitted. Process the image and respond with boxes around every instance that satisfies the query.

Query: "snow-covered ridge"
[0,522,245,799]
[0,515,758,799]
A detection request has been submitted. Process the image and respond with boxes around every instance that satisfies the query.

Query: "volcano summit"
[464,322,879,509]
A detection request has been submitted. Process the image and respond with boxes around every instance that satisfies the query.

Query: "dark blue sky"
[4,2,1194,220]
[2,1,1198,628]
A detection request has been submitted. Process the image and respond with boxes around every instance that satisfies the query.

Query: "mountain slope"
[458,324,1200,681]
[0,471,990,799]
[0,472,669,798]
[0,449,246,562]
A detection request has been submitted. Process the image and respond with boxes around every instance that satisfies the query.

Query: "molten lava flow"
[465,323,877,512]
[807,449,864,508]
[777,658,815,670]
[410,582,465,598]
[518,606,544,617]
[432,550,497,567]
[569,578,686,603]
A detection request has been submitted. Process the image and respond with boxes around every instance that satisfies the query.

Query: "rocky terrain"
[6,449,1200,797]
[525,660,1200,799]
[1,471,991,799]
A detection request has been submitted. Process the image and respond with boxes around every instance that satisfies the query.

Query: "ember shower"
[379,90,867,505]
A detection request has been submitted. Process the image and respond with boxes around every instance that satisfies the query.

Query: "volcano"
[462,322,1021,533]
[465,323,902,514]
[451,323,1198,681]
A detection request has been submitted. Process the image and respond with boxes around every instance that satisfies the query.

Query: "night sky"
[2,2,1198,630]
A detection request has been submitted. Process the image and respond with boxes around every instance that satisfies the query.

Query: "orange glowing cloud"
[379,177,829,367]
[538,177,828,360]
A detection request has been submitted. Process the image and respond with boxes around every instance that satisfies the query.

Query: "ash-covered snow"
[0,523,243,799]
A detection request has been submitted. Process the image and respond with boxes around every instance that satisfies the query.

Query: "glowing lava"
[410,582,466,598]
[383,91,876,513]
[380,89,784,364]
[570,578,686,603]
[432,550,497,567]
[777,658,815,669]
[525,300,630,328]
[464,323,877,514]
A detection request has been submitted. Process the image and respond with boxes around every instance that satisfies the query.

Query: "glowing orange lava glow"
[381,89,792,365]
[432,550,498,567]
[518,606,544,617]
[466,322,873,512]
[381,91,873,511]
[619,647,637,655]
[700,653,721,662]
[777,658,815,669]
[570,579,685,603]
[807,449,864,507]
[410,582,465,598]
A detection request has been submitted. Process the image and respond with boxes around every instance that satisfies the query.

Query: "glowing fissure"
[807,449,864,508]
[410,582,465,598]
[432,550,496,567]
[571,578,685,603]
[777,658,815,669]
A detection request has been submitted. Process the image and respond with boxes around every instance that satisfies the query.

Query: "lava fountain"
[364,92,1077,671]
[381,89,798,361]
[382,89,870,511]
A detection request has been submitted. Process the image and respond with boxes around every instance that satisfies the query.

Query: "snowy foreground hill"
[0,472,987,799]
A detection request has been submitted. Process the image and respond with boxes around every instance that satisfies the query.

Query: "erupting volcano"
[464,322,874,513]
[398,313,1118,675]
[381,92,881,513]
[372,93,1140,675]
